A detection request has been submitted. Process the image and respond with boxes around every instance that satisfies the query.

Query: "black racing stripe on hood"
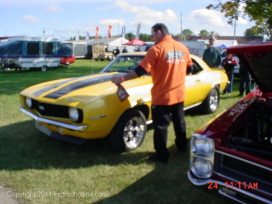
[33,78,79,97]
[44,74,116,99]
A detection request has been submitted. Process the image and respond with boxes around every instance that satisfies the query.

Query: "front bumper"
[20,106,88,132]
[187,171,271,204]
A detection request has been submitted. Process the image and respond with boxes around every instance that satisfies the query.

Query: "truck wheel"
[41,66,47,72]
[199,87,219,114]
[110,110,147,152]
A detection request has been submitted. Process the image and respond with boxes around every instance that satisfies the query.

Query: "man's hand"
[111,75,123,84]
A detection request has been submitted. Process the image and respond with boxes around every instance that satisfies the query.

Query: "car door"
[184,61,205,109]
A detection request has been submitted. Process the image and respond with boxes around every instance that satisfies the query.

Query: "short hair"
[152,23,169,35]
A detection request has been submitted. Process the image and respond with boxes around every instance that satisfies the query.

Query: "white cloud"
[114,0,177,26]
[22,15,41,23]
[43,5,63,13]
[189,9,229,27]
[237,18,248,25]
[51,21,59,25]
[99,19,125,26]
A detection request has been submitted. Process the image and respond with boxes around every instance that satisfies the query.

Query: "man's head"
[151,23,169,44]
[209,38,215,47]
[226,53,232,59]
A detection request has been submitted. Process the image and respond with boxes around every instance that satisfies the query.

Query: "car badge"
[39,105,45,110]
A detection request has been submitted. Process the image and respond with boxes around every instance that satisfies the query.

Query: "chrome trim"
[146,120,152,125]
[20,106,88,132]
[184,102,201,110]
[187,172,271,204]
[214,150,272,172]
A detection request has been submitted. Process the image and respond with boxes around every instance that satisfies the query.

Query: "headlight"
[69,107,80,122]
[191,157,212,178]
[191,137,214,157]
[26,97,33,109]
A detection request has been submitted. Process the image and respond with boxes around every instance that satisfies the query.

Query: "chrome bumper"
[20,107,88,132]
[187,171,271,204]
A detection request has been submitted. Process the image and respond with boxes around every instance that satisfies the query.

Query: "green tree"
[126,32,135,40]
[199,30,210,36]
[139,33,152,41]
[206,0,272,39]
[244,25,263,37]
[182,29,194,40]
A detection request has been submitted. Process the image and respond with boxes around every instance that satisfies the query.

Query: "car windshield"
[101,55,145,73]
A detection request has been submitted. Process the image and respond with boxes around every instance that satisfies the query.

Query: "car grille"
[32,100,69,118]
[213,151,272,197]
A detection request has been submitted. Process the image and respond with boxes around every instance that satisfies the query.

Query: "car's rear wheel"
[200,87,219,114]
[41,66,47,72]
[110,109,147,152]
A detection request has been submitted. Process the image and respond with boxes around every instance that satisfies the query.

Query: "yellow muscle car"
[19,52,228,152]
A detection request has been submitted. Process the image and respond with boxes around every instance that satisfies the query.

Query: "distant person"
[122,46,128,53]
[112,47,120,57]
[221,53,237,94]
[238,61,251,96]
[203,38,221,67]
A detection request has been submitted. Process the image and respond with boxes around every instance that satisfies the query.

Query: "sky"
[0,0,256,41]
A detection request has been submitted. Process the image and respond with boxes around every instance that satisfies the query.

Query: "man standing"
[238,61,251,96]
[112,47,120,58]
[203,38,221,68]
[111,23,193,163]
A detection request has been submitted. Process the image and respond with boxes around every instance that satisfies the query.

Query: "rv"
[0,37,75,71]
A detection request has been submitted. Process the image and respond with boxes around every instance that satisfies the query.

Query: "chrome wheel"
[200,87,219,114]
[123,116,146,149]
[110,109,147,152]
[209,88,219,112]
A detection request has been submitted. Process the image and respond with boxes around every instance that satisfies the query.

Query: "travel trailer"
[0,37,75,71]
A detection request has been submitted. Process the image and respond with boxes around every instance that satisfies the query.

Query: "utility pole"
[234,14,238,41]
[180,12,183,41]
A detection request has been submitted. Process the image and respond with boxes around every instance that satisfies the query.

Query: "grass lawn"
[0,59,243,204]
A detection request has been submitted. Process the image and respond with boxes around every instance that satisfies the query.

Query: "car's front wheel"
[110,109,147,152]
[200,87,219,114]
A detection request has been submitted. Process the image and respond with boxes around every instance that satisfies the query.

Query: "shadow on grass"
[0,120,153,170]
[93,145,237,204]
[0,120,236,204]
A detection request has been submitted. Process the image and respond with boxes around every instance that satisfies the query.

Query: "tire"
[41,66,47,72]
[200,87,219,114]
[110,109,147,152]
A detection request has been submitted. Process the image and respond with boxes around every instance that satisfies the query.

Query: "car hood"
[20,72,152,105]
[227,42,272,93]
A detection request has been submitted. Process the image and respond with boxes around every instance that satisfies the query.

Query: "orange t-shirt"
[139,35,193,105]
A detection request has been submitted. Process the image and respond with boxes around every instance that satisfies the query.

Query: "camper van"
[0,37,75,71]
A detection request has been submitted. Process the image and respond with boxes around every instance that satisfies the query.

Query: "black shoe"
[237,94,243,97]
[148,153,168,164]
[177,146,187,153]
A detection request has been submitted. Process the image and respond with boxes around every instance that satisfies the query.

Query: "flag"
[85,31,90,40]
[136,23,140,40]
[95,26,99,39]
[108,25,112,38]
[121,26,126,38]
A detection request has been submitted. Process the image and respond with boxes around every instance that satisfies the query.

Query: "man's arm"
[216,49,222,67]
[111,66,147,84]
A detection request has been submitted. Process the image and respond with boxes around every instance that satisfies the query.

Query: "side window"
[191,60,202,75]
[27,42,39,55]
